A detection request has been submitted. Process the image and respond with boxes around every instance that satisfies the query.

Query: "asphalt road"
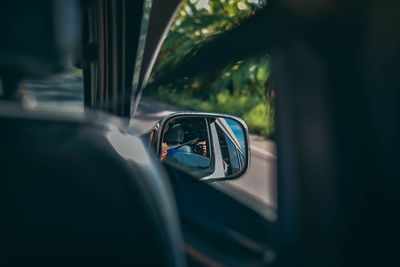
[134,98,277,208]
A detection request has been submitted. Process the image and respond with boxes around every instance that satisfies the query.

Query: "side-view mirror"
[141,112,250,181]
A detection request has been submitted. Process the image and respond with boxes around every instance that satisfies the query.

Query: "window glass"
[137,0,276,208]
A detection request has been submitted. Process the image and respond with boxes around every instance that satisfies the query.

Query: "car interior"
[1,0,399,267]
[0,1,185,266]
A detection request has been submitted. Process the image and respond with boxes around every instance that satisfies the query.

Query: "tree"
[148,0,274,137]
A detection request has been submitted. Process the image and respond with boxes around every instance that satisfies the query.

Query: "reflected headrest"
[165,124,184,144]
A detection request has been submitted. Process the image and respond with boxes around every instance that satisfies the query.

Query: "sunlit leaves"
[149,0,274,136]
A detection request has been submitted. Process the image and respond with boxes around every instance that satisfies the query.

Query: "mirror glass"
[159,115,248,180]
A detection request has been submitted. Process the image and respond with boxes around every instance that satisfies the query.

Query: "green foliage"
[243,101,274,136]
[149,86,275,137]
[148,0,274,138]
[151,0,261,77]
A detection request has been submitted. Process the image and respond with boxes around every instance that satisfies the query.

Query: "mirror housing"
[141,112,250,181]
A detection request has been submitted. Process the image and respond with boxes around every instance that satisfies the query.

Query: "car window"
[137,0,276,208]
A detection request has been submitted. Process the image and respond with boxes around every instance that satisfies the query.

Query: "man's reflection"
[160,118,210,170]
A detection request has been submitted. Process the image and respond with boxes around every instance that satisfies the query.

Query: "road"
[134,98,277,208]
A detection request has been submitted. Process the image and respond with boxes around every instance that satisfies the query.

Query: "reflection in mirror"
[159,115,249,181]
[214,118,246,177]
[160,117,213,178]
